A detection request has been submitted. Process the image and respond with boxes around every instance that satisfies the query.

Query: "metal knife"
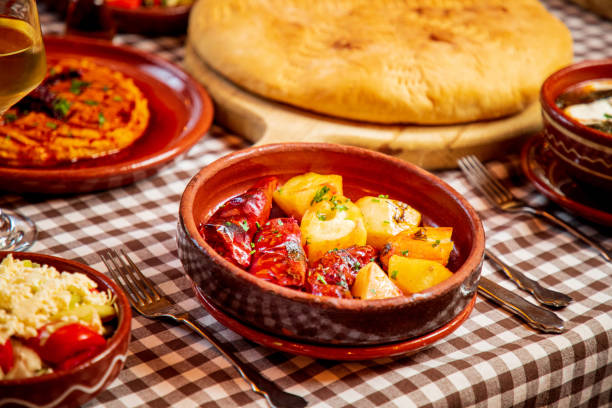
[478,277,565,333]
[485,249,573,308]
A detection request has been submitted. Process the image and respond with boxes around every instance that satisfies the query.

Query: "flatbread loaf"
[187,0,572,125]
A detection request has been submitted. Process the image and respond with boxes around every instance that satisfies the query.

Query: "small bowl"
[540,59,612,190]
[0,251,131,408]
[178,143,484,346]
[108,4,192,36]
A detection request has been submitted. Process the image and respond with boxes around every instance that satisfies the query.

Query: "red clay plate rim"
[520,135,612,226]
[108,4,192,18]
[0,35,213,184]
[0,250,132,385]
[194,283,476,361]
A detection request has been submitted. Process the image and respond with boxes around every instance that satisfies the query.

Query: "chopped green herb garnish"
[256,221,261,229]
[371,198,380,203]
[46,122,57,130]
[390,270,399,279]
[225,221,233,227]
[432,239,441,248]
[277,220,283,226]
[3,113,17,123]
[353,261,361,270]
[112,95,123,102]
[370,257,376,262]
[70,79,90,95]
[383,220,390,224]
[316,274,327,285]
[83,100,99,106]
[275,233,282,238]
[52,98,71,117]
[604,113,612,119]
[277,187,283,194]
[250,242,255,248]
[335,204,348,211]
[311,186,330,204]
[250,249,256,255]
[378,194,389,199]
[369,289,377,295]
[98,112,106,127]
[317,213,327,221]
[240,220,249,231]
[401,250,410,256]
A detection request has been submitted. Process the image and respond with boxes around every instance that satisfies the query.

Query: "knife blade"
[478,277,565,333]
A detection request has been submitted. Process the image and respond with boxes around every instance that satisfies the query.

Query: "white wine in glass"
[0,0,45,251]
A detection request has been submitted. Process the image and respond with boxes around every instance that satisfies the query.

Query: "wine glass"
[0,0,46,251]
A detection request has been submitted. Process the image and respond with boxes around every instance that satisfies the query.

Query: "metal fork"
[99,249,307,408]
[458,155,611,262]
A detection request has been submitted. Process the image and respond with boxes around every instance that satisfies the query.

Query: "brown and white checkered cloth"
[2,1,610,406]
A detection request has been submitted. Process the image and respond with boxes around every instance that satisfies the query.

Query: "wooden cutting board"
[184,44,542,169]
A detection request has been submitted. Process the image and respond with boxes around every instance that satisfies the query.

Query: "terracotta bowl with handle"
[177,143,485,346]
[0,251,131,408]
[540,59,612,190]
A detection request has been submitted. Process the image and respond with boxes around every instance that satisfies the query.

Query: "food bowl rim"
[179,142,485,311]
[540,58,612,145]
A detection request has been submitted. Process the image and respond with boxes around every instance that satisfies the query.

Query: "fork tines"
[99,248,162,307]
[457,155,514,207]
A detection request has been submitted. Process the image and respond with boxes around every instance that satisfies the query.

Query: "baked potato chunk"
[355,196,421,250]
[351,262,402,300]
[273,172,342,220]
[388,255,453,294]
[301,196,367,264]
[380,227,454,268]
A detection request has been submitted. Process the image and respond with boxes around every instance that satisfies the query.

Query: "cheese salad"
[0,254,114,344]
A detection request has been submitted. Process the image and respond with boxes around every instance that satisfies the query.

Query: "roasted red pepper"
[27,323,107,366]
[307,245,378,298]
[249,218,307,288]
[0,339,14,375]
[106,0,141,9]
[201,177,277,268]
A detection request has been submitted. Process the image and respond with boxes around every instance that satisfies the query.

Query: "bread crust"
[188,0,572,125]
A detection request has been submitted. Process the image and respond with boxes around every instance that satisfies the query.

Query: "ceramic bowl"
[540,59,612,190]
[109,4,192,36]
[178,143,485,346]
[0,252,131,408]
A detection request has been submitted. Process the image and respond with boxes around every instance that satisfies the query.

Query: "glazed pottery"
[0,251,132,408]
[0,35,213,194]
[178,143,485,346]
[540,59,612,190]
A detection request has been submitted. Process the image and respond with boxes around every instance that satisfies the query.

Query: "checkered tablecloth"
[2,1,610,406]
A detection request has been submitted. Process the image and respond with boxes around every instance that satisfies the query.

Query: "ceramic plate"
[0,35,213,194]
[521,135,612,227]
[194,284,476,361]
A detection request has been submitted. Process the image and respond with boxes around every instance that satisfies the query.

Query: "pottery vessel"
[0,251,132,408]
[178,143,484,346]
[540,59,612,190]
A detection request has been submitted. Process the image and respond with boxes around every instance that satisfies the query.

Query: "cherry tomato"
[249,218,307,288]
[201,177,277,268]
[0,339,14,375]
[29,323,107,365]
[307,245,378,298]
